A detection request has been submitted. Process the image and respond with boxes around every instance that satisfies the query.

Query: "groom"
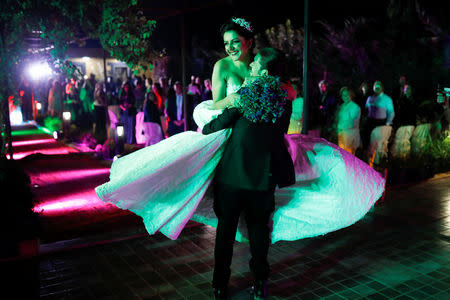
[202,48,295,300]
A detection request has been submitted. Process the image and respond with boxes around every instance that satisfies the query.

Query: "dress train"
[96,100,385,243]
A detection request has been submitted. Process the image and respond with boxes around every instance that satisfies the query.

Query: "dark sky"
[148,0,390,53]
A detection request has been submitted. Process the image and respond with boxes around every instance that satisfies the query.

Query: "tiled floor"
[5,172,448,299]
[2,124,450,299]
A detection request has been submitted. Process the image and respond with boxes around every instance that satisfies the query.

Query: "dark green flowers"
[237,75,288,123]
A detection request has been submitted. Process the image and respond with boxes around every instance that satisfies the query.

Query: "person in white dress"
[335,87,361,155]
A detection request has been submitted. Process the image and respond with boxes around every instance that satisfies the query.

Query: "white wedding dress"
[95,83,385,243]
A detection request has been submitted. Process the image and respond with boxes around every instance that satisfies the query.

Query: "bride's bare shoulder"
[214,56,233,71]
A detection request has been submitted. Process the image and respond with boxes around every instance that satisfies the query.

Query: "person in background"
[363,80,395,148]
[287,81,303,134]
[357,81,371,109]
[93,82,108,144]
[47,79,63,118]
[390,84,417,160]
[166,81,185,136]
[393,75,407,103]
[134,80,146,113]
[134,80,147,144]
[19,78,34,122]
[119,82,137,144]
[335,87,361,155]
[311,79,337,139]
[202,79,213,102]
[142,88,164,146]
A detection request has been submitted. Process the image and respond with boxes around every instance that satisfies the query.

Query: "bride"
[95,17,385,244]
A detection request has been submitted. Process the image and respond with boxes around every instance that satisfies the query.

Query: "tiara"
[232,17,253,32]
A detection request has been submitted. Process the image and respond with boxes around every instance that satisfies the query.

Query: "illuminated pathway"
[9,123,142,243]
[4,123,450,299]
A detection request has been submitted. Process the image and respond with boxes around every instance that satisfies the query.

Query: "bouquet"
[237,75,288,123]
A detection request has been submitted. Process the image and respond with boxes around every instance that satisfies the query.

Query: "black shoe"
[212,287,228,299]
[251,280,267,300]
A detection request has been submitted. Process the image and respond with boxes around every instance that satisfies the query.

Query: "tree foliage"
[0,0,157,156]
[255,1,449,101]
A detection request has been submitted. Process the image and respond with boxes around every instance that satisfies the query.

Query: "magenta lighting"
[12,138,55,147]
[6,146,78,160]
[33,189,107,214]
[34,168,110,185]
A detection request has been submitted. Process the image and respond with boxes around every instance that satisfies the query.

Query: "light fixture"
[27,61,52,81]
[36,102,42,110]
[53,131,58,139]
[115,123,125,155]
[62,111,71,121]
[116,124,124,137]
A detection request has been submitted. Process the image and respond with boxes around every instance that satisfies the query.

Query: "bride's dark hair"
[220,17,255,40]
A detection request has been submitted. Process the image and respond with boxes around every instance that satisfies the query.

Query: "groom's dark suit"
[202,103,295,288]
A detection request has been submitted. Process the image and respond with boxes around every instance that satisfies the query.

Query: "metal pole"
[180,6,188,131]
[302,0,310,135]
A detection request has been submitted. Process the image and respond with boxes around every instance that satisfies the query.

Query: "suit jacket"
[203,103,295,191]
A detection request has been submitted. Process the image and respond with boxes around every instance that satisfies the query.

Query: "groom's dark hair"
[258,48,288,81]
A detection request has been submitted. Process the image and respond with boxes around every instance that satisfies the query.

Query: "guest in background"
[395,84,417,127]
[311,79,337,139]
[133,80,146,112]
[48,79,63,118]
[93,83,108,144]
[142,89,164,146]
[335,87,361,155]
[166,81,185,136]
[134,80,147,144]
[357,81,371,109]
[119,82,137,144]
[363,80,395,149]
[19,78,34,122]
[202,79,213,102]
[364,80,394,166]
[287,81,303,134]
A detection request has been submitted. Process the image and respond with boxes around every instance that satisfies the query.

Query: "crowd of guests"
[295,75,450,167]
[20,72,214,149]
[16,72,449,165]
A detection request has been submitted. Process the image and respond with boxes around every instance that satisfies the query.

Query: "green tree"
[0,0,156,158]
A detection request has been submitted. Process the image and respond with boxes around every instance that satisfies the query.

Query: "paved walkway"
[2,124,450,299]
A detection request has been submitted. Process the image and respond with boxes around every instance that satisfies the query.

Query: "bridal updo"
[220,16,255,40]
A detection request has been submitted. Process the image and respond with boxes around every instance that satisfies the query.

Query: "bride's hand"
[229,93,240,107]
[242,76,258,87]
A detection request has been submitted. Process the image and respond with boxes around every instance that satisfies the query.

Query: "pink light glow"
[6,146,78,159]
[33,189,110,214]
[32,168,110,186]
[11,138,56,147]
[34,199,90,212]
